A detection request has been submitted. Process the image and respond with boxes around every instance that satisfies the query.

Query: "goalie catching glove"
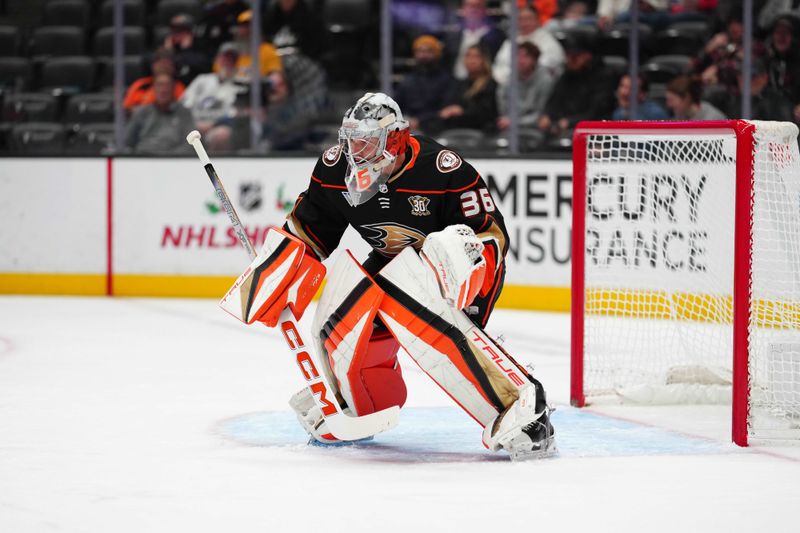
[220,227,325,327]
[421,224,491,310]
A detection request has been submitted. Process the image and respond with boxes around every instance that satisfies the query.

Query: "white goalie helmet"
[338,92,410,206]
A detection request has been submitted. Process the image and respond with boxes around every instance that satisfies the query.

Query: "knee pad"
[350,328,406,414]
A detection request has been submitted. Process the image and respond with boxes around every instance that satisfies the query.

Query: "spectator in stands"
[394,35,454,132]
[261,0,325,60]
[216,10,283,84]
[181,43,245,152]
[163,14,211,85]
[537,34,616,140]
[493,2,565,85]
[445,0,506,80]
[261,51,329,150]
[123,48,185,114]
[198,0,249,54]
[611,73,670,120]
[664,75,727,119]
[725,57,795,121]
[765,14,800,104]
[124,74,195,154]
[695,10,758,91]
[429,44,498,133]
[531,0,558,25]
[497,42,555,130]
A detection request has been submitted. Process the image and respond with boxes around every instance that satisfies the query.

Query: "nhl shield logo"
[239,182,262,211]
[408,195,431,216]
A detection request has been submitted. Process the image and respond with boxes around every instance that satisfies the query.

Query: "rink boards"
[0,156,573,311]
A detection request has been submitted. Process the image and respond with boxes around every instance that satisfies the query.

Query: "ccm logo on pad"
[281,321,338,416]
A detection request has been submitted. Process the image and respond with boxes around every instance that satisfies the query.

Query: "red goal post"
[571,120,800,446]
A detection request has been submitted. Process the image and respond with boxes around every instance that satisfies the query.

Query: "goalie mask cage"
[570,120,800,446]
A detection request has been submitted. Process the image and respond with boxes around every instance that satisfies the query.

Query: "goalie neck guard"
[338,92,410,206]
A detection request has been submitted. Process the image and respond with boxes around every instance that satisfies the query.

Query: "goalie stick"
[186,130,399,441]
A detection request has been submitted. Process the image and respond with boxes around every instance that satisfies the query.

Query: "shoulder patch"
[436,150,462,173]
[322,144,342,167]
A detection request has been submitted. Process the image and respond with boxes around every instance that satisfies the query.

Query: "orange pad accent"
[478,244,497,298]
[347,330,407,415]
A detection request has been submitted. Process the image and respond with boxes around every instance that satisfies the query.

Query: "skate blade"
[509,437,558,461]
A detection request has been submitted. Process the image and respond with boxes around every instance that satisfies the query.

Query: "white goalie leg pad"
[376,247,529,427]
[311,250,385,416]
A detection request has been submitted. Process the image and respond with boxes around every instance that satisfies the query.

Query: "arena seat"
[40,56,95,94]
[43,1,91,29]
[0,57,32,90]
[10,122,66,154]
[99,0,146,26]
[29,26,86,57]
[93,26,146,56]
[2,93,59,122]
[0,24,21,56]
[63,93,115,128]
[436,128,486,151]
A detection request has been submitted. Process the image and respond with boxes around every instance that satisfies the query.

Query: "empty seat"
[43,1,91,29]
[155,0,201,26]
[40,56,95,93]
[65,122,116,155]
[435,128,485,151]
[2,93,59,122]
[598,24,653,59]
[97,56,144,88]
[99,0,146,26]
[653,28,703,56]
[642,54,693,83]
[602,55,630,79]
[0,25,21,56]
[93,26,146,56]
[63,93,115,126]
[10,122,66,154]
[0,57,33,90]
[29,26,85,57]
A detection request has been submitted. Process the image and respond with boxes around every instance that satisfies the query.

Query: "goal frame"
[570,120,757,446]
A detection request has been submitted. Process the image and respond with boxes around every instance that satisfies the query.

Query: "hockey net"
[571,120,800,445]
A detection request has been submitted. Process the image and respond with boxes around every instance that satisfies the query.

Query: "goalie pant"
[311,246,548,439]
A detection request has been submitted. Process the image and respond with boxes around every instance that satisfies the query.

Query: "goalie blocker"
[222,227,555,459]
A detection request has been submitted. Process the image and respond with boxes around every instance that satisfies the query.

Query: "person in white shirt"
[492,3,564,85]
[180,43,245,151]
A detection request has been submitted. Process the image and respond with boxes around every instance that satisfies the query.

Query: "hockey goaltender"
[219,92,556,460]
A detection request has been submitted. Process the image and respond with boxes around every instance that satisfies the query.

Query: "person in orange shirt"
[123,48,186,113]
[213,10,282,83]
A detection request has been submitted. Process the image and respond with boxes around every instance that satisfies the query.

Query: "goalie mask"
[338,92,410,206]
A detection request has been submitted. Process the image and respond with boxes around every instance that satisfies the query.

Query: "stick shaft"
[202,163,257,259]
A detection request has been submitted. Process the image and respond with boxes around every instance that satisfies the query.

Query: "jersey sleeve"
[440,161,509,264]
[284,158,349,260]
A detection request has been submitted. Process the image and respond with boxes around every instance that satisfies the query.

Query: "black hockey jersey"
[285,135,509,324]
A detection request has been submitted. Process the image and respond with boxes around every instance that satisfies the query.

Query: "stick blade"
[326,406,400,441]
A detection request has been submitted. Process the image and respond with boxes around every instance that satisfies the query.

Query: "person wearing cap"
[394,35,455,132]
[765,14,800,105]
[492,2,564,85]
[163,14,211,85]
[537,34,615,141]
[215,10,283,84]
[262,0,325,59]
[180,43,245,152]
[724,57,794,122]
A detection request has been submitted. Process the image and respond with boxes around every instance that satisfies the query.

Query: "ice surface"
[1,296,799,532]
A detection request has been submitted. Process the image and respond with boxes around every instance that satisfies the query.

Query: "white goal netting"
[578,121,800,442]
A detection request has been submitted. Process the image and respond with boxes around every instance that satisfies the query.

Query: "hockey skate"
[482,383,556,461]
[288,388,374,446]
